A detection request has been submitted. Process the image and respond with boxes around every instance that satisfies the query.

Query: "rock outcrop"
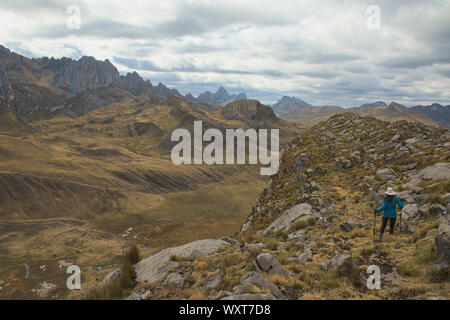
[254,253,293,277]
[263,203,313,234]
[221,99,278,127]
[35,56,120,94]
[321,254,358,276]
[406,163,450,187]
[239,271,284,299]
[135,239,229,284]
[435,217,450,262]
[0,45,181,115]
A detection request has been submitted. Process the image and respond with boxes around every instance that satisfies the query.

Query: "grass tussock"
[86,244,141,300]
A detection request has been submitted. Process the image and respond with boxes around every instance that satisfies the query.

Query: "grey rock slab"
[263,203,313,234]
[135,239,229,284]
[321,254,358,276]
[376,168,397,181]
[240,271,284,299]
[254,253,293,277]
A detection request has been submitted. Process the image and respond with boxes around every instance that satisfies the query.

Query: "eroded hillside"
[0,94,302,299]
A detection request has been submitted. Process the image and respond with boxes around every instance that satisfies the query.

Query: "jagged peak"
[216,86,228,94]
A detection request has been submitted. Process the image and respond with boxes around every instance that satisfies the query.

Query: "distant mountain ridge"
[359,101,387,108]
[0,45,250,116]
[1,44,447,128]
[187,86,247,106]
[120,71,180,100]
[411,103,450,128]
[0,45,187,116]
[271,95,444,128]
[272,96,313,119]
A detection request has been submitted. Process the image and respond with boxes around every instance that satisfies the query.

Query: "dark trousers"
[380,217,396,235]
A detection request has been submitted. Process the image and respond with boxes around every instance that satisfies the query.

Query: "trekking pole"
[373,211,376,240]
[398,209,402,234]
[372,202,376,240]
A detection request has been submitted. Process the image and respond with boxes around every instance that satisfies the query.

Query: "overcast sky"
[0,0,449,107]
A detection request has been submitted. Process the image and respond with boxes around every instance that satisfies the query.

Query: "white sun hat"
[385,187,396,195]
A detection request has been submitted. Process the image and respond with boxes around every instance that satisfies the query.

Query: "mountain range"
[1,44,449,129]
[0,45,250,118]
[411,103,450,128]
[271,96,449,128]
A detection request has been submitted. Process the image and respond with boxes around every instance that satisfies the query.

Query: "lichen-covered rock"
[263,203,313,234]
[240,271,284,299]
[135,239,229,284]
[321,254,358,276]
[402,204,419,219]
[376,168,396,181]
[406,163,450,187]
[254,253,293,277]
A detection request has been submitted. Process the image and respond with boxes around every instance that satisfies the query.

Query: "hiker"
[374,187,404,242]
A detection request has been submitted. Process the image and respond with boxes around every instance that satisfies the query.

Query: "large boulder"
[254,253,293,277]
[435,218,450,262]
[135,239,229,284]
[406,163,450,187]
[240,271,284,299]
[376,168,396,181]
[402,204,419,219]
[321,254,358,276]
[263,203,313,234]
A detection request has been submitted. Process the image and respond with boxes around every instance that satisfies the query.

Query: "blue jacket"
[375,196,404,218]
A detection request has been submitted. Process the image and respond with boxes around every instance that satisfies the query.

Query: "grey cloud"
[378,56,450,69]
[1,0,449,107]
[113,56,287,77]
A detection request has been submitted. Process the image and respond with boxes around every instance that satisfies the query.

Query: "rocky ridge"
[124,113,449,300]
